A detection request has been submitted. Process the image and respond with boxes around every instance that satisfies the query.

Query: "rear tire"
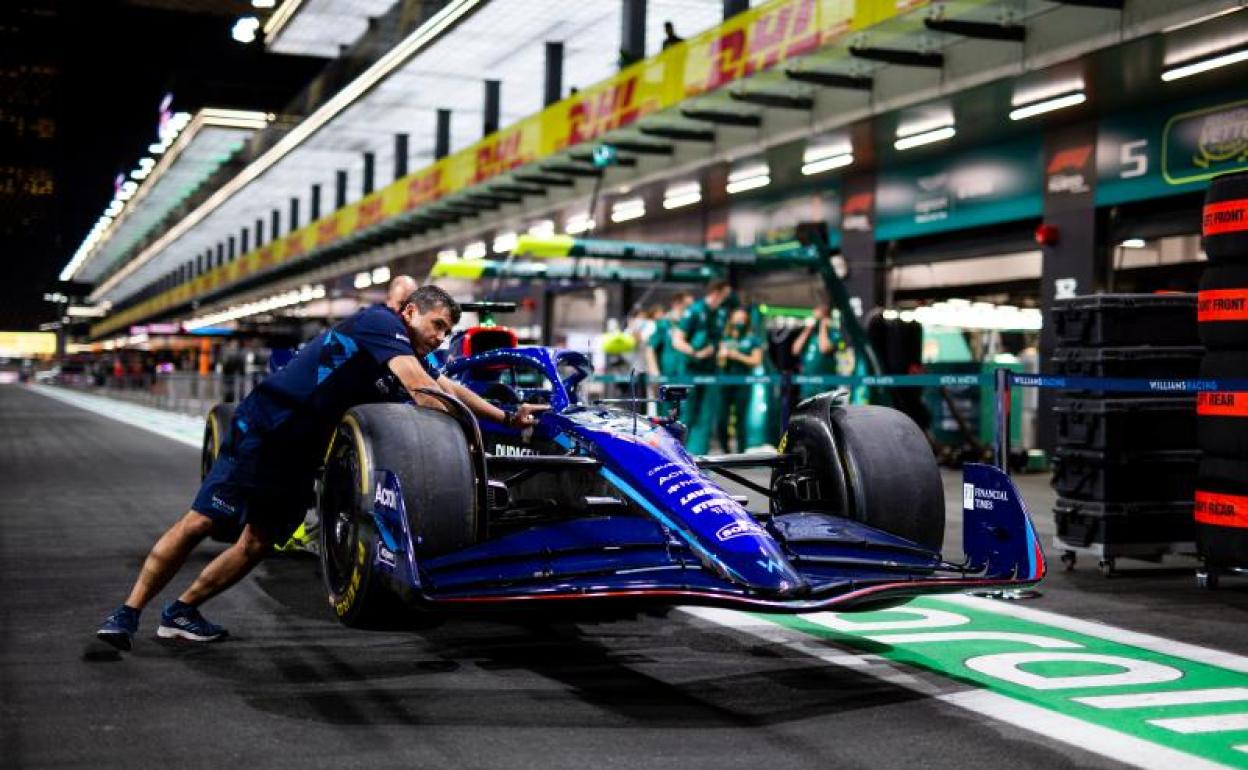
[319,404,477,627]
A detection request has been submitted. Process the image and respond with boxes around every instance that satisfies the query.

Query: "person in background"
[386,274,418,311]
[717,305,765,453]
[791,304,843,401]
[661,20,684,49]
[646,292,692,386]
[670,280,733,454]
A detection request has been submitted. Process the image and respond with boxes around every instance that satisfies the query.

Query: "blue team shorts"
[191,415,317,542]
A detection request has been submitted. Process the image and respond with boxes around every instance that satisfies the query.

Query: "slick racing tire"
[201,402,241,544]
[1196,457,1248,568]
[776,394,944,551]
[1198,263,1248,350]
[201,402,236,480]
[319,404,477,627]
[1203,171,1248,262]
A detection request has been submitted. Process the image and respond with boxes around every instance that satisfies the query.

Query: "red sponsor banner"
[1203,199,1248,237]
[566,75,643,147]
[1195,489,1248,528]
[355,197,383,231]
[317,218,340,246]
[1198,288,1248,322]
[1197,391,1248,417]
[258,245,276,270]
[285,233,305,259]
[405,169,443,210]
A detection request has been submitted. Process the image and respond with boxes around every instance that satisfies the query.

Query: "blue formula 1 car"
[317,303,1046,626]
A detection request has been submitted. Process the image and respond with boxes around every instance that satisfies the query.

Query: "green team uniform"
[648,317,685,378]
[718,330,762,453]
[799,321,842,400]
[676,298,726,454]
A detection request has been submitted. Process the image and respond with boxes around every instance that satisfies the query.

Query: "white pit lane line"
[29,384,1247,768]
[27,385,204,449]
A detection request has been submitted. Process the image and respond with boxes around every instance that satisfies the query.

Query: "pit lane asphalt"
[4,383,1248,770]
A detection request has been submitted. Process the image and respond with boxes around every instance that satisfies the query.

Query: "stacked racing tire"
[1195,170,1248,588]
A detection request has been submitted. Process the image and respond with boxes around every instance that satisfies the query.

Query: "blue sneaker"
[97,605,140,651]
[157,603,229,642]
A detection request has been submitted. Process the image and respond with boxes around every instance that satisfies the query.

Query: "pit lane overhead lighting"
[801,142,854,176]
[183,284,325,330]
[251,0,276,7]
[1009,91,1086,121]
[726,163,770,195]
[565,213,595,235]
[492,231,518,253]
[232,16,261,43]
[370,266,391,284]
[437,248,459,261]
[1162,46,1248,81]
[663,181,701,210]
[463,241,487,260]
[894,124,956,151]
[610,197,646,223]
[909,300,1043,331]
[527,220,555,238]
[353,271,373,289]
[1120,238,1147,249]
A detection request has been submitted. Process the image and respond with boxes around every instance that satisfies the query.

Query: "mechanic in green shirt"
[716,305,765,453]
[670,280,732,454]
[791,304,847,401]
[645,292,692,384]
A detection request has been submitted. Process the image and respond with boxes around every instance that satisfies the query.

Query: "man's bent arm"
[387,355,450,411]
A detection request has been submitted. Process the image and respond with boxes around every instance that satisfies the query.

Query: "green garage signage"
[875,136,1044,240]
[1098,93,1248,206]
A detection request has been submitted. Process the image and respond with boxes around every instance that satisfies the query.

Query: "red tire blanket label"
[1198,289,1248,321]
[1195,489,1248,527]
[1197,390,1248,416]
[1204,199,1248,236]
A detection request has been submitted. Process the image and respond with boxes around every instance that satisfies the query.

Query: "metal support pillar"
[436,109,451,159]
[621,0,646,67]
[483,80,500,136]
[723,0,747,19]
[310,184,321,220]
[335,170,348,208]
[271,210,280,240]
[394,133,408,178]
[240,226,249,254]
[544,42,564,106]
[363,152,375,195]
[255,218,264,247]
[289,197,300,231]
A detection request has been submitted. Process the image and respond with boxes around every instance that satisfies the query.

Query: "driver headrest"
[448,326,518,360]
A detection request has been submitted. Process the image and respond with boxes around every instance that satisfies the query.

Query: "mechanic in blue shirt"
[97,285,546,650]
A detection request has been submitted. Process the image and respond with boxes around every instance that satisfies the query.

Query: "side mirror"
[659,385,688,402]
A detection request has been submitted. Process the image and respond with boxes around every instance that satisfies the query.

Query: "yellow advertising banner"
[94,0,921,338]
[0,331,57,357]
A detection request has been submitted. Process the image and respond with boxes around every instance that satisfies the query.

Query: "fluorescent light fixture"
[801,153,853,176]
[910,299,1043,331]
[88,0,483,302]
[463,241,487,260]
[610,197,646,223]
[492,231,518,253]
[232,16,260,43]
[527,220,555,237]
[726,163,770,195]
[353,272,372,289]
[1009,91,1086,121]
[1162,6,1243,33]
[371,265,391,284]
[1120,238,1147,249]
[436,248,459,261]
[251,0,276,7]
[182,284,324,330]
[66,305,107,318]
[565,213,595,234]
[1162,47,1248,81]
[894,125,956,151]
[663,181,701,210]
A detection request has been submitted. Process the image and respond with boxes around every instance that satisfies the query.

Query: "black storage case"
[1052,294,1198,347]
[1054,397,1196,452]
[1054,498,1195,550]
[1051,346,1204,381]
[1052,447,1199,502]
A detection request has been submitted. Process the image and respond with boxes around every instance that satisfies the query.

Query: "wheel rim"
[323,439,361,594]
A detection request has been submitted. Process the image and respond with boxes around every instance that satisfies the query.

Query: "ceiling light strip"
[89,0,485,302]
[1161,47,1248,81]
[1008,91,1086,121]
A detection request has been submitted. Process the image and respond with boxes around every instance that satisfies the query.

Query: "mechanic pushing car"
[95,285,546,651]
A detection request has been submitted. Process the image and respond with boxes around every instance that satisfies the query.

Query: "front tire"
[776,396,944,551]
[319,404,477,627]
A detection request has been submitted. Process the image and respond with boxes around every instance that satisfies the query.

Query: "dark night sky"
[1,0,326,330]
